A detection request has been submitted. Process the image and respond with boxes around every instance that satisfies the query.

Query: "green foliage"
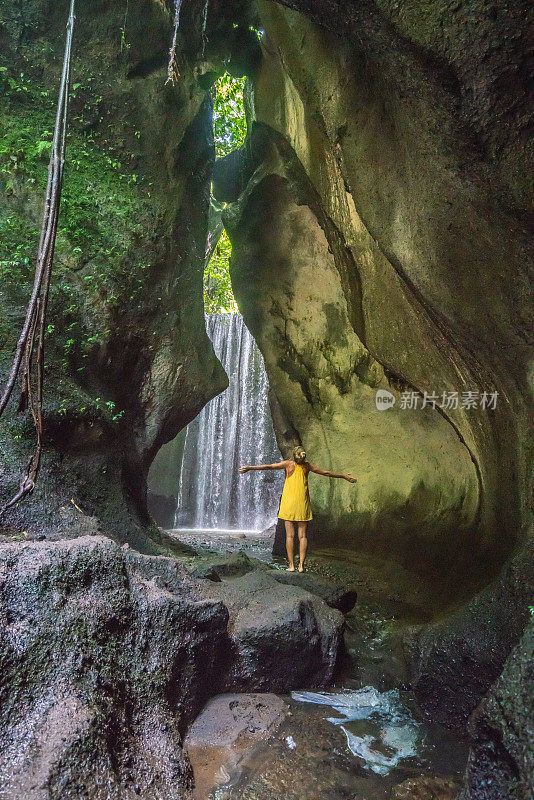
[212,73,246,159]
[203,74,247,312]
[0,61,245,420]
[0,66,155,418]
[204,228,237,313]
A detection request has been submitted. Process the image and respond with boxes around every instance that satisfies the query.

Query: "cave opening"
[148,69,283,532]
[203,72,245,314]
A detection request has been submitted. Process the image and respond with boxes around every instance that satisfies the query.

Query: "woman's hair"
[292,445,307,464]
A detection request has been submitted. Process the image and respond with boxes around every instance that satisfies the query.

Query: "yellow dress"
[278,464,312,521]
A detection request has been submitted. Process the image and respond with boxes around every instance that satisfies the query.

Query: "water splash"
[291,687,420,776]
[174,314,281,531]
[285,735,296,750]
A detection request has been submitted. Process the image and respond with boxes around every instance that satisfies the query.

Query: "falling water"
[174,313,282,531]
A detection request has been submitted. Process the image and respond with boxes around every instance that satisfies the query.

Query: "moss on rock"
[0,0,227,542]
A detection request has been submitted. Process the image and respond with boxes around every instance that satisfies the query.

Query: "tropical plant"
[203,73,246,312]
[212,73,246,158]
[204,228,237,313]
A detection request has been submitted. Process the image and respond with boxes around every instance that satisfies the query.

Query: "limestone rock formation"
[196,568,344,692]
[184,692,289,798]
[0,536,226,800]
[180,551,345,689]
[220,0,533,592]
[271,569,358,614]
[404,542,533,727]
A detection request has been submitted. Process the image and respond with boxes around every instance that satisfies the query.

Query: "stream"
[176,532,469,800]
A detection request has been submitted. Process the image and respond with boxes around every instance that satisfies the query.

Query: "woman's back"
[279,462,312,521]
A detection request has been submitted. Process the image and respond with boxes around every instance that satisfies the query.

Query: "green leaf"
[213,73,247,158]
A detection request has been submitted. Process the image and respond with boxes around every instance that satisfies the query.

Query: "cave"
[0,1,532,798]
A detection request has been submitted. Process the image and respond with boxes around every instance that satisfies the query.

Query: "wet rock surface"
[185,693,289,799]
[187,551,268,581]
[188,601,469,800]
[170,537,349,691]
[0,536,226,800]
[179,538,358,612]
[272,570,358,613]
[170,532,532,800]
[405,544,533,727]
[460,619,534,800]
[392,777,459,800]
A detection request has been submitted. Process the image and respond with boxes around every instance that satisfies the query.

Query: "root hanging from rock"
[165,0,184,84]
[0,0,76,517]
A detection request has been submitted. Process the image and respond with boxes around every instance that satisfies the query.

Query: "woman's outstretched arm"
[239,461,289,473]
[308,464,356,483]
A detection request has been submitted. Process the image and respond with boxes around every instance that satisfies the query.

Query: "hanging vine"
[165,0,184,84]
[165,0,210,83]
[0,0,76,516]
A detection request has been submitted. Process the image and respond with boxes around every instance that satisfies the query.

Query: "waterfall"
[174,313,282,531]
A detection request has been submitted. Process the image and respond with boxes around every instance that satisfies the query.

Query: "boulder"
[272,570,358,614]
[188,551,267,581]
[197,569,344,692]
[0,536,228,800]
[184,693,288,798]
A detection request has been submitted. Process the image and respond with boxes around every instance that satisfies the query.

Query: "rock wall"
[0,0,227,546]
[460,618,534,800]
[220,0,533,589]
[404,541,533,728]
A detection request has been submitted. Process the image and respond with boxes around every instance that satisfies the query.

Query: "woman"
[239,446,355,572]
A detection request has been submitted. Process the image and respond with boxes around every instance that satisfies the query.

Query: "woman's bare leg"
[285,520,296,571]
[297,522,308,572]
